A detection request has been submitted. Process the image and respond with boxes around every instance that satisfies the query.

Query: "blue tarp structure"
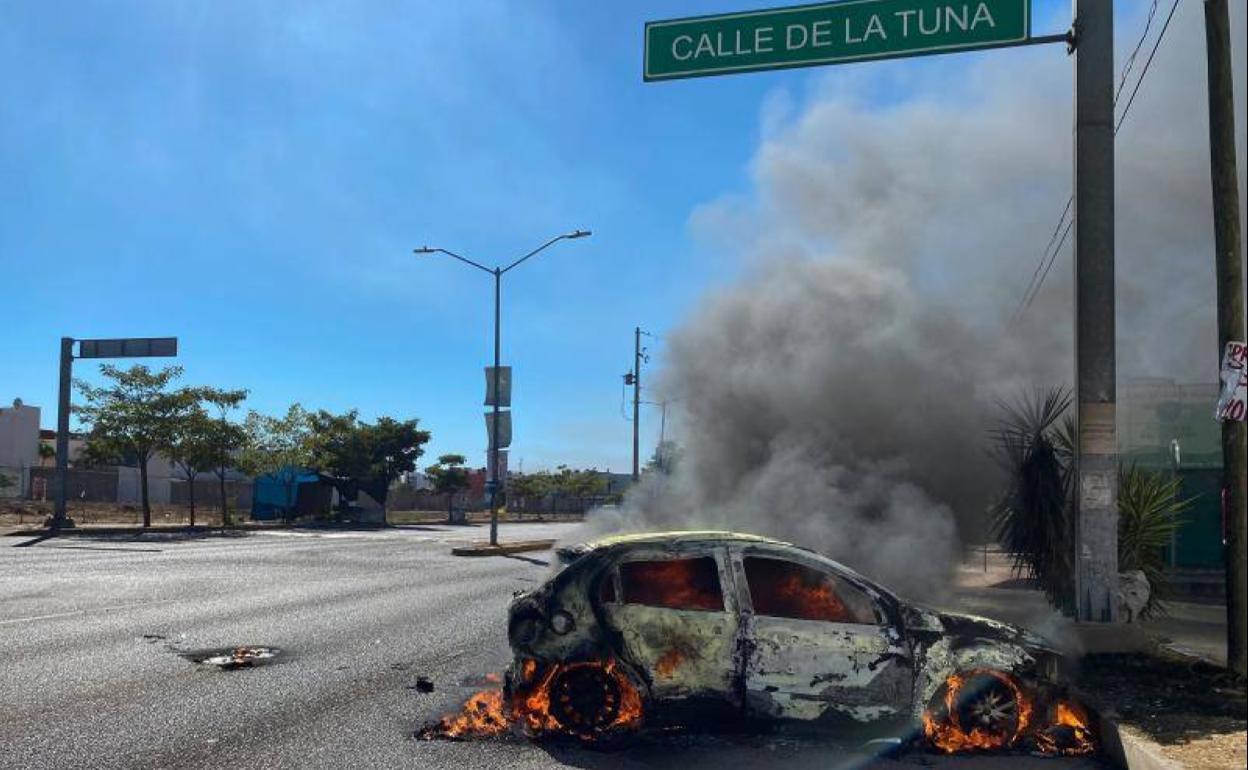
[251,467,323,520]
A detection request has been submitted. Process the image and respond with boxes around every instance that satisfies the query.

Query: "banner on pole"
[485,366,512,407]
[485,411,512,448]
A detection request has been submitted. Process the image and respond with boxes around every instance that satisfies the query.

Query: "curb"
[450,539,556,557]
[1098,714,1182,770]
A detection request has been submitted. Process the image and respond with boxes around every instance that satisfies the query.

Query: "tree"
[165,405,220,527]
[75,365,191,528]
[1118,465,1191,618]
[37,442,55,468]
[239,404,315,521]
[199,388,248,525]
[991,388,1190,620]
[990,388,1076,610]
[307,410,430,520]
[0,472,13,492]
[645,441,682,476]
[426,453,471,522]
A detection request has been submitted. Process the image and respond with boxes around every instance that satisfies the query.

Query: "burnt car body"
[504,531,1066,743]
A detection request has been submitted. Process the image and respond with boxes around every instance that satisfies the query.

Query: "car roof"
[576,529,794,551]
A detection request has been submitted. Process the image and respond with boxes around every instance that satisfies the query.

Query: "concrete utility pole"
[51,337,75,529]
[1203,0,1247,676]
[1072,0,1118,622]
[632,326,642,482]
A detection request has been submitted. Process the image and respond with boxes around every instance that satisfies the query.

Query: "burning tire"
[923,669,1030,752]
[952,673,1021,743]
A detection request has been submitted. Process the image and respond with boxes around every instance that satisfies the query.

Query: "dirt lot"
[1078,652,1246,770]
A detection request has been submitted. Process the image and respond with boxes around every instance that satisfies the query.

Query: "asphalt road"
[1,523,1110,769]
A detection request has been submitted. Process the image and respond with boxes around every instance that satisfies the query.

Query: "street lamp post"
[415,230,591,546]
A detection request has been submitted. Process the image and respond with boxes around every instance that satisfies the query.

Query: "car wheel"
[549,664,622,735]
[953,672,1021,742]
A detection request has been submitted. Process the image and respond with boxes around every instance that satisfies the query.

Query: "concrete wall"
[0,400,40,469]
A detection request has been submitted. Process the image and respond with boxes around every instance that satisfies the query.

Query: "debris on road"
[183,646,282,670]
[411,677,435,694]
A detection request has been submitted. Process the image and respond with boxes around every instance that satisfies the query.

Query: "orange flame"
[654,649,685,678]
[1033,700,1097,756]
[923,671,1097,756]
[419,659,643,742]
[922,670,1032,753]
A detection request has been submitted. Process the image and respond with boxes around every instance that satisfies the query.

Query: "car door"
[599,546,743,713]
[734,547,913,727]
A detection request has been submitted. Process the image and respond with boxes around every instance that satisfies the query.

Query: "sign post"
[51,336,178,529]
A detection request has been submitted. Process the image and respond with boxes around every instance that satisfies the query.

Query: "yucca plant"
[1117,464,1190,618]
[989,388,1076,610]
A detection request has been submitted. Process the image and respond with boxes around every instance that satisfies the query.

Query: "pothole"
[182,646,283,670]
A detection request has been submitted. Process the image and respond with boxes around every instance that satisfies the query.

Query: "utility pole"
[1072,0,1118,622]
[1203,0,1247,676]
[632,326,642,482]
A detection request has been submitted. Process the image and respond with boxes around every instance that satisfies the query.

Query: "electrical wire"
[1013,0,1181,321]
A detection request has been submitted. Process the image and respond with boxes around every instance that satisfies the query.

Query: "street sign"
[484,366,512,407]
[485,411,512,449]
[644,0,1030,81]
[1216,341,1247,422]
[78,337,178,359]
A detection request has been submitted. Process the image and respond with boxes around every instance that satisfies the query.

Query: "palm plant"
[1118,465,1190,618]
[989,388,1076,610]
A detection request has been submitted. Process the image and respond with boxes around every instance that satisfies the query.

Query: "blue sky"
[0,0,1107,472]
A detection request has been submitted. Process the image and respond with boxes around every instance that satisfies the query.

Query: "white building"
[0,398,41,497]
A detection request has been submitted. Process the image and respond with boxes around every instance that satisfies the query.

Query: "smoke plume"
[584,3,1245,603]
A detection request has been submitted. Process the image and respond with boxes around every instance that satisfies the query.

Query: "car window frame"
[732,545,887,627]
[597,545,737,615]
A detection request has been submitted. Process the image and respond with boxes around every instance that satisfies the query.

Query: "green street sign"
[644,0,1031,81]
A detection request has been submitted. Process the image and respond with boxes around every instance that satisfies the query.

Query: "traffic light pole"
[51,337,75,529]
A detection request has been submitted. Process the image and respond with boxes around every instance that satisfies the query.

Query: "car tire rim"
[549,664,622,734]
[954,673,1020,740]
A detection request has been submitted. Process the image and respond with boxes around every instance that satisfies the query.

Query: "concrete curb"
[1098,713,1182,770]
[450,540,556,557]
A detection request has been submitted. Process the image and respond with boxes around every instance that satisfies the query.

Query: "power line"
[1013,0,1181,321]
[1114,0,1181,135]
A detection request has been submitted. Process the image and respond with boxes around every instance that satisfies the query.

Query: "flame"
[620,559,723,611]
[419,659,643,742]
[1033,700,1097,756]
[923,670,1032,753]
[654,648,685,678]
[923,671,1097,757]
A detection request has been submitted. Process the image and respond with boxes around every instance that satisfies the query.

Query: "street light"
[414,229,591,546]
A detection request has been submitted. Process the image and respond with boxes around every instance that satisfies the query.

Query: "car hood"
[934,609,1060,653]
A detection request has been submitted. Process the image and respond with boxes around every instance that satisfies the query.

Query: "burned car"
[503,531,1088,751]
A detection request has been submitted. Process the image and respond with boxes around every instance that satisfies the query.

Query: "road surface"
[1,523,1109,769]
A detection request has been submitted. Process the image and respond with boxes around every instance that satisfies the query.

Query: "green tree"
[645,441,682,476]
[166,405,218,527]
[307,410,430,519]
[76,365,191,528]
[0,472,13,492]
[199,388,248,525]
[239,404,315,520]
[1118,465,1190,618]
[37,442,55,467]
[426,453,471,522]
[990,388,1076,610]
